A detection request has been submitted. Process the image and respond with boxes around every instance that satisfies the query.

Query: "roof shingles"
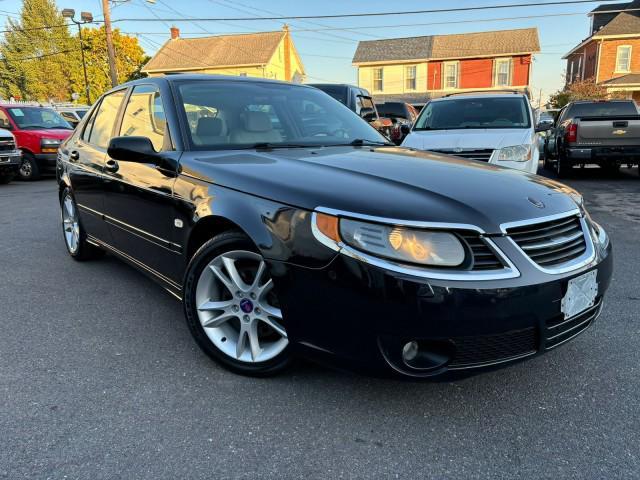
[352,28,540,64]
[142,31,284,72]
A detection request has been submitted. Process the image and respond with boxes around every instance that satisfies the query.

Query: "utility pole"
[101,0,118,87]
[62,9,93,103]
[538,88,543,110]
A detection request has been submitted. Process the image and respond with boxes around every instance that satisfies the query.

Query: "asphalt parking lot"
[1,167,639,479]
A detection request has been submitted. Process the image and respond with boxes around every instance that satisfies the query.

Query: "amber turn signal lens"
[315,213,340,242]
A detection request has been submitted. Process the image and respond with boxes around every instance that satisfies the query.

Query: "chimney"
[170,26,180,39]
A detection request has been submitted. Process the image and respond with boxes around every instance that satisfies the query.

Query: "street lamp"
[62,9,93,104]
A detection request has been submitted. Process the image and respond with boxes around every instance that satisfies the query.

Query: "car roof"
[430,92,528,102]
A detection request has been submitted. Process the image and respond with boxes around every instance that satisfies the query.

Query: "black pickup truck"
[544,100,640,177]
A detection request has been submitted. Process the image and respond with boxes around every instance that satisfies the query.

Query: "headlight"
[591,221,610,251]
[41,138,61,146]
[314,214,465,267]
[491,144,532,163]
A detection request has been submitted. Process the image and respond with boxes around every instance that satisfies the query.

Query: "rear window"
[311,85,348,105]
[566,102,638,118]
[377,103,406,118]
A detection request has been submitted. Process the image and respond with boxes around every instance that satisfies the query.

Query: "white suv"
[401,92,543,174]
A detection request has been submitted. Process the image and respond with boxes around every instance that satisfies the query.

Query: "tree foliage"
[0,0,148,103]
[0,0,74,101]
[68,27,148,104]
[548,78,623,108]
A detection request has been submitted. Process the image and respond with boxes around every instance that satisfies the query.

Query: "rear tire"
[183,231,292,377]
[19,152,40,181]
[60,188,104,261]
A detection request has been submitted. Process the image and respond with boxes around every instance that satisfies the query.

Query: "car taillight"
[566,123,578,143]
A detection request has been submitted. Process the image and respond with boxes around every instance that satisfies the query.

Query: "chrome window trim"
[501,209,597,275]
[311,210,520,281]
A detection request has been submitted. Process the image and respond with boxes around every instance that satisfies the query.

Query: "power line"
[111,0,624,22]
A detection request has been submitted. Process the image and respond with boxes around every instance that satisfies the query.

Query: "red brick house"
[352,28,540,104]
[563,1,640,101]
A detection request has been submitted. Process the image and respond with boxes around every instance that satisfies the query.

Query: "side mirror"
[107,136,159,164]
[535,123,552,133]
[360,107,376,122]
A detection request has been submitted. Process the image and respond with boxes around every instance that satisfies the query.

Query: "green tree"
[68,27,148,104]
[0,0,74,101]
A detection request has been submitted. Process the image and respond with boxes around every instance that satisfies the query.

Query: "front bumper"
[34,153,58,172]
[0,151,22,175]
[273,240,612,378]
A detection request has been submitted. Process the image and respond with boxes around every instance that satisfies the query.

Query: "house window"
[405,65,417,90]
[373,68,383,91]
[443,62,458,89]
[495,58,511,87]
[616,45,632,72]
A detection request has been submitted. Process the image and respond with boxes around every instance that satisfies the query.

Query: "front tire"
[183,231,291,376]
[0,173,14,184]
[60,188,104,261]
[19,152,40,181]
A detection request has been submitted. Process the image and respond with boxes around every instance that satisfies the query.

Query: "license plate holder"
[561,270,598,319]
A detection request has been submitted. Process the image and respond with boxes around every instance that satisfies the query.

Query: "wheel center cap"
[239,298,254,313]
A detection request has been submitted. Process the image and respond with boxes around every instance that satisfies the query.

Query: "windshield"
[566,102,638,118]
[7,107,72,130]
[177,81,387,150]
[414,97,531,130]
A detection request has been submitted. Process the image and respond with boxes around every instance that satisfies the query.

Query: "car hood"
[20,129,72,140]
[402,128,531,151]
[182,146,578,234]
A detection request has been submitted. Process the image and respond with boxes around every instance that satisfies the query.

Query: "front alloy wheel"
[184,232,291,376]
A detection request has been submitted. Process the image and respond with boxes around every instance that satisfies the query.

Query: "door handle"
[69,150,79,161]
[104,159,119,173]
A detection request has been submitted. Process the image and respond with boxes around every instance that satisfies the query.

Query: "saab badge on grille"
[527,197,545,209]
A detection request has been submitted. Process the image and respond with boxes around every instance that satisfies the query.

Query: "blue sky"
[2,0,602,102]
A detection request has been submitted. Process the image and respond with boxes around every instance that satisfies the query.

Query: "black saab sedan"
[57,75,612,377]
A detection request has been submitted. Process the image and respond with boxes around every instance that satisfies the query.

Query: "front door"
[101,84,183,286]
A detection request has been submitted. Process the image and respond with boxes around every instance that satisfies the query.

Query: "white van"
[401,92,545,174]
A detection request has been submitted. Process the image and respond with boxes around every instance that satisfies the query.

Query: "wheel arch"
[186,215,252,260]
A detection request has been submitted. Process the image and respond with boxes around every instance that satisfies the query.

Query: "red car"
[0,104,74,180]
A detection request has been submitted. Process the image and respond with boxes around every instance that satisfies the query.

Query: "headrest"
[243,111,272,132]
[196,117,223,137]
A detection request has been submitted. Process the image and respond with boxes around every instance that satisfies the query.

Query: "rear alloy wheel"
[60,188,104,261]
[184,232,291,376]
[19,153,40,181]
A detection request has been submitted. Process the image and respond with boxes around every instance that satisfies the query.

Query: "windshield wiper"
[348,138,394,146]
[244,143,318,150]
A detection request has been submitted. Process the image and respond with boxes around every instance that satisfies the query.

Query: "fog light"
[402,341,419,362]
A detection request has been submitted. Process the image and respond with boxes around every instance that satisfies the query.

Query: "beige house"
[142,26,305,82]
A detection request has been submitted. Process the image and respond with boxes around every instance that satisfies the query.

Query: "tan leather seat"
[193,117,227,146]
[230,111,282,144]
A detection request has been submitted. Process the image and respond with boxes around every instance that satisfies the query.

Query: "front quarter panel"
[172,171,337,270]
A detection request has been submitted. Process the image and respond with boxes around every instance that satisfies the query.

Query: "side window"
[88,90,126,148]
[81,103,99,142]
[60,112,77,123]
[119,85,167,152]
[0,109,11,129]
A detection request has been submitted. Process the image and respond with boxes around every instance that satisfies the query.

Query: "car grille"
[0,140,16,152]
[431,149,494,162]
[449,327,537,368]
[506,214,588,268]
[544,298,601,350]
[458,232,504,271]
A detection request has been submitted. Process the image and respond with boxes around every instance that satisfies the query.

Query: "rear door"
[101,83,183,285]
[66,89,127,241]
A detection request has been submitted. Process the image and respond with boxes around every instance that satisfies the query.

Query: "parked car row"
[57,75,612,379]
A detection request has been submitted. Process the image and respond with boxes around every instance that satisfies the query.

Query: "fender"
[172,174,337,271]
